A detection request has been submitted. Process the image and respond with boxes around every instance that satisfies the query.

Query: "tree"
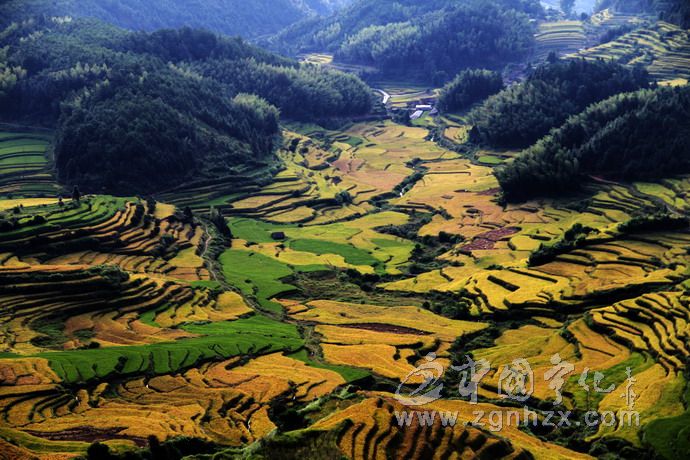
[86,442,113,460]
[560,0,575,17]
[209,206,232,238]
[71,185,81,203]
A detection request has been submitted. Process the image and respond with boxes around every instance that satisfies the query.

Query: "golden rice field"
[3,77,690,460]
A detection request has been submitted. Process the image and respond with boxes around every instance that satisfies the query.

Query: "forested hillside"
[0,0,353,38]
[437,69,504,112]
[469,59,650,148]
[267,0,543,81]
[0,18,371,194]
[497,86,690,200]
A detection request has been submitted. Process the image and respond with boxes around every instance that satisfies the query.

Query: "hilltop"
[0,0,354,38]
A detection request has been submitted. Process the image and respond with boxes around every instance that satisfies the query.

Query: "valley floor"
[1,109,690,459]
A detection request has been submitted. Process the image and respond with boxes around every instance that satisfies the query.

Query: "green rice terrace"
[0,3,690,460]
[0,130,62,197]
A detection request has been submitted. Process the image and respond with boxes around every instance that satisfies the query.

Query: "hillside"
[266,0,543,82]
[0,18,371,194]
[469,59,650,148]
[497,85,690,200]
[0,0,354,38]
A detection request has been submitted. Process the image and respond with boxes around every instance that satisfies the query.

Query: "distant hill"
[266,0,544,82]
[0,0,354,38]
[540,0,597,14]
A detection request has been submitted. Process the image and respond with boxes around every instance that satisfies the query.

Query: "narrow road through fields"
[374,88,391,105]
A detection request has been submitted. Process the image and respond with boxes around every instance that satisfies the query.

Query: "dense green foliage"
[268,0,541,81]
[497,86,690,200]
[438,69,504,112]
[470,59,650,148]
[0,18,370,193]
[0,0,352,39]
[197,59,371,120]
[267,0,457,54]
[0,46,25,98]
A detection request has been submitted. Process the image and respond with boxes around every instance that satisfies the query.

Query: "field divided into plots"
[2,72,690,459]
[0,130,61,197]
[534,21,587,60]
[571,21,690,82]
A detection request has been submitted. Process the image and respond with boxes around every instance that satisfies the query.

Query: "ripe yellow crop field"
[321,344,420,382]
[595,365,685,444]
[567,319,631,370]
[316,324,436,348]
[311,394,589,460]
[444,125,470,144]
[228,352,346,400]
[5,98,690,460]
[0,197,67,211]
[168,247,204,269]
[473,324,579,401]
[290,300,487,341]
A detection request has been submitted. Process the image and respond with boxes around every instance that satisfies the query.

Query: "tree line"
[336,1,536,80]
[469,58,650,148]
[497,86,690,201]
[0,0,349,39]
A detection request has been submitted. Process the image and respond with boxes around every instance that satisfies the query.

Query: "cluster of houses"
[409,99,438,120]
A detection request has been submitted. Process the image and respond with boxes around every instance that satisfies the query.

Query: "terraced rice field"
[571,21,690,81]
[311,394,589,460]
[0,131,62,196]
[535,21,587,60]
[3,97,690,459]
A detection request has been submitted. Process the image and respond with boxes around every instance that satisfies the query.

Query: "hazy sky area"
[541,0,598,13]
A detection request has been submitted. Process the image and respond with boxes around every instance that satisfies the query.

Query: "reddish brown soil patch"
[476,187,501,196]
[460,227,520,252]
[25,427,148,447]
[341,323,431,335]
